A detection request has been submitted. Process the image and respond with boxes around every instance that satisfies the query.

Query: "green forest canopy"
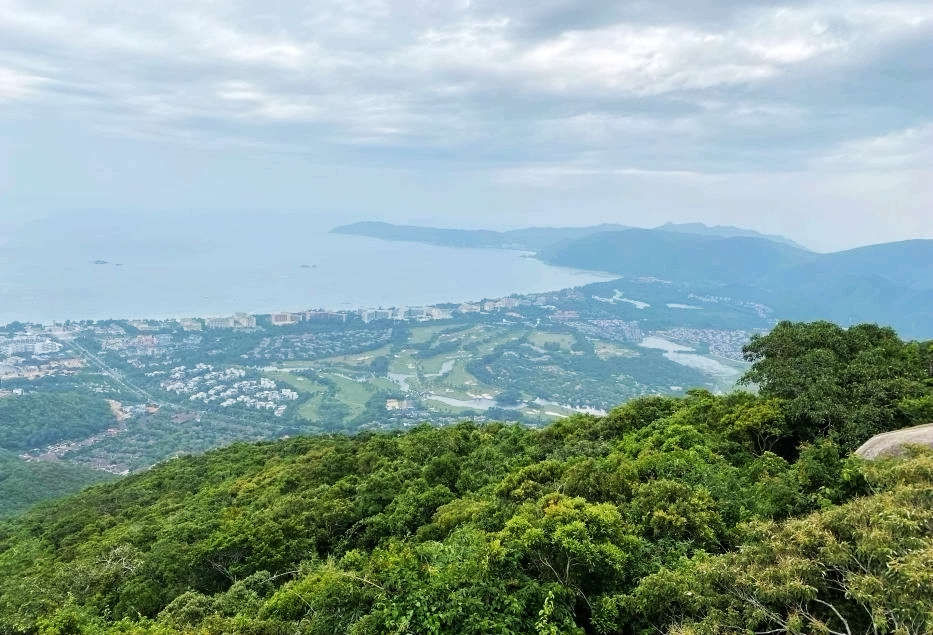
[0,321,931,634]
[0,392,114,452]
[0,449,113,520]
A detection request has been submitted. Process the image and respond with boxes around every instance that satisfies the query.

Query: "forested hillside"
[0,322,931,634]
[539,231,933,338]
[0,392,115,451]
[0,450,113,519]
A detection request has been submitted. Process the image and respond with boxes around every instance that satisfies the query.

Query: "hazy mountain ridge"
[657,221,808,249]
[539,229,815,285]
[331,221,634,250]
[331,220,807,252]
[541,230,933,338]
[333,221,933,337]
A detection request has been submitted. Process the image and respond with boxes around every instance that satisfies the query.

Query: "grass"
[370,377,399,392]
[472,327,525,354]
[313,344,392,366]
[408,324,453,345]
[424,399,480,416]
[265,371,327,394]
[441,359,481,389]
[528,331,575,351]
[592,340,637,360]
[420,353,460,374]
[298,393,324,421]
[324,373,378,417]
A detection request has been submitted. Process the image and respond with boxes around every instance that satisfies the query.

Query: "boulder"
[855,422,933,460]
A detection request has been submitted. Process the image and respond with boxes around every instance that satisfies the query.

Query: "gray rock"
[855,423,933,460]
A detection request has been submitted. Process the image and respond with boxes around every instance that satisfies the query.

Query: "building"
[178,318,202,331]
[426,307,452,320]
[552,310,580,321]
[33,339,62,355]
[404,307,427,320]
[205,317,235,329]
[386,399,414,411]
[481,297,521,312]
[270,313,300,326]
[0,336,62,357]
[361,309,394,323]
[458,303,481,313]
[205,313,256,329]
[499,297,520,309]
[304,310,346,323]
[232,313,257,328]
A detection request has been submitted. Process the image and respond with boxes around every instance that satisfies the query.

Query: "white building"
[0,336,61,356]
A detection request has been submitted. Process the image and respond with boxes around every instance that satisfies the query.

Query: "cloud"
[0,0,930,245]
[0,66,46,101]
[815,124,933,170]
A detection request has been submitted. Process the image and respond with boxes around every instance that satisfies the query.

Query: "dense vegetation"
[0,321,931,633]
[0,392,115,452]
[0,450,113,519]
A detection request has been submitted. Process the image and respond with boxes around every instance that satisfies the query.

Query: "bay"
[0,211,612,324]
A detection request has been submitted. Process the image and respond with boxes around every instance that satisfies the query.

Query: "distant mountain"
[331,221,633,251]
[655,222,808,250]
[792,240,933,290]
[539,229,814,284]
[332,220,805,252]
[540,229,933,338]
[502,224,634,250]
[332,220,931,336]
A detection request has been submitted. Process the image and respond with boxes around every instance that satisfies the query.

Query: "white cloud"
[0,0,930,244]
[815,124,933,170]
[0,66,45,101]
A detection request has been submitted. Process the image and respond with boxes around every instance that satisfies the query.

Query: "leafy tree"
[742,321,932,452]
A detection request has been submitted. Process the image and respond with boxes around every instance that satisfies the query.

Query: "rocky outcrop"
[855,423,933,459]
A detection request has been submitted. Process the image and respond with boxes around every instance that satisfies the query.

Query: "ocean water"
[0,211,611,324]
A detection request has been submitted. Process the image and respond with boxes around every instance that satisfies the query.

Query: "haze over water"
[0,211,610,324]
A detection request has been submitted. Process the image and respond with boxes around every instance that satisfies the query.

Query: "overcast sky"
[1,0,930,251]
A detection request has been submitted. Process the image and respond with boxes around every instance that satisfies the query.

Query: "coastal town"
[1,276,767,474]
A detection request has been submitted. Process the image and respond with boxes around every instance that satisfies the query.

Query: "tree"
[742,321,931,451]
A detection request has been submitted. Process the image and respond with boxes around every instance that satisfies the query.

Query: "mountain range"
[331,220,803,251]
[333,221,933,337]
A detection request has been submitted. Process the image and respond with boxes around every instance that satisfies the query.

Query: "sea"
[0,210,612,324]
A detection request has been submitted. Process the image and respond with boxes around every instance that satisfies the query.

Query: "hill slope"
[539,229,814,284]
[0,321,930,634]
[540,231,933,338]
[0,450,113,519]
[656,221,807,249]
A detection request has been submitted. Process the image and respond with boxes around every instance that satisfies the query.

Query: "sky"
[0,0,931,252]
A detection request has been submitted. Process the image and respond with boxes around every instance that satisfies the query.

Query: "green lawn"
[408,324,452,345]
[528,331,575,351]
[388,350,418,374]
[298,393,324,421]
[325,374,377,417]
[419,352,460,374]
[265,371,327,395]
[424,399,480,416]
[313,344,392,367]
